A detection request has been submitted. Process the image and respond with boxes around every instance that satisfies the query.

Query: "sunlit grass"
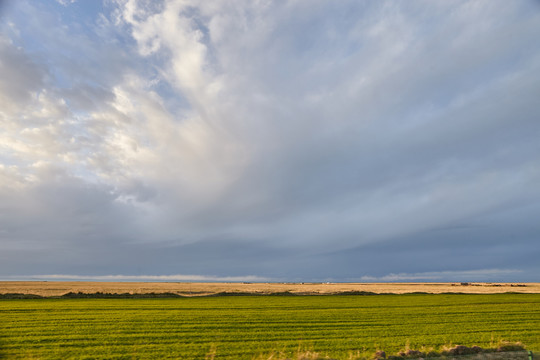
[1,294,538,359]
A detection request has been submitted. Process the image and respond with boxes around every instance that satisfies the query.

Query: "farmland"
[1,281,539,297]
[1,293,539,359]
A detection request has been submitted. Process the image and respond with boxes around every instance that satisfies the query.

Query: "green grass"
[0,294,539,359]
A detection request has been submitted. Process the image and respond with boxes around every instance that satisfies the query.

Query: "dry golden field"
[1,281,538,297]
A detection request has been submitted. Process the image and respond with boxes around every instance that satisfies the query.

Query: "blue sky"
[1,0,539,282]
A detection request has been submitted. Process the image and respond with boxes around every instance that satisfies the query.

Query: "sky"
[1,0,539,283]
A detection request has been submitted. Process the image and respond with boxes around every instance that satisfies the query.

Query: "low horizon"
[0,270,533,283]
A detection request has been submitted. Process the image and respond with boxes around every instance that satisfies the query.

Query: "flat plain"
[1,281,539,297]
[1,293,539,359]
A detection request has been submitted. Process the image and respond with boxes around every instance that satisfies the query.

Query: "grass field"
[1,294,539,359]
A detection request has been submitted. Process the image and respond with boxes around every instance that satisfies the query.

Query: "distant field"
[1,281,539,297]
[1,294,539,359]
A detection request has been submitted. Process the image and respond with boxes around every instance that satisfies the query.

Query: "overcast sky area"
[1,0,539,283]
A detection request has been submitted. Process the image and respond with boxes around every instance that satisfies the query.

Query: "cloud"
[0,35,47,111]
[3,274,268,282]
[360,269,523,282]
[0,0,539,281]
[56,0,78,5]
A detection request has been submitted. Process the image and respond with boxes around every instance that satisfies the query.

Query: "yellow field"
[1,281,538,297]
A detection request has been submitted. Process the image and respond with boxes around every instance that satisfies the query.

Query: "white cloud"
[360,269,523,282]
[56,0,78,6]
[4,274,269,282]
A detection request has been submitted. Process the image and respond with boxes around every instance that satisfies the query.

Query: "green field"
[1,294,539,359]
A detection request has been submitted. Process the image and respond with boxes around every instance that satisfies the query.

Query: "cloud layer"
[1,0,539,281]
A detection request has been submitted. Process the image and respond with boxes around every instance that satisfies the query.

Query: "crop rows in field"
[1,294,539,359]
